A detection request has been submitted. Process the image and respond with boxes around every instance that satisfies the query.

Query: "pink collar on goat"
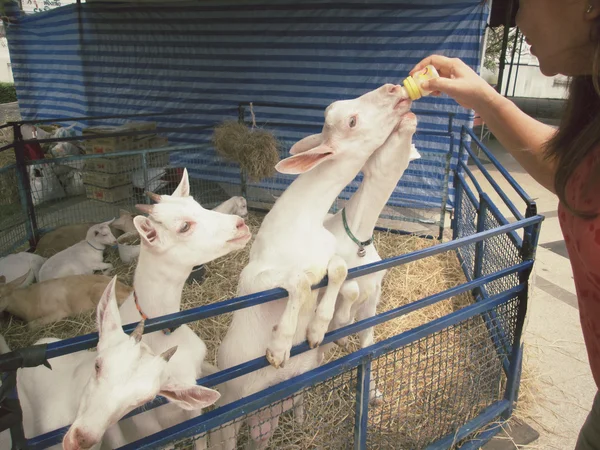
[133,291,180,336]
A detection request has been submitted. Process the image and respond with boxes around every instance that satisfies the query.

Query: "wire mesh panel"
[454,179,478,280]
[22,140,241,245]
[0,163,28,254]
[479,205,522,297]
[367,296,519,449]
[167,369,359,450]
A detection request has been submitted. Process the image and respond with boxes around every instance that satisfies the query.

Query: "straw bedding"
[0,212,534,449]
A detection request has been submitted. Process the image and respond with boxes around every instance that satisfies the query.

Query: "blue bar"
[464,127,534,207]
[460,141,524,221]
[111,287,525,450]
[425,400,510,449]
[38,216,542,359]
[481,192,523,248]
[458,159,484,195]
[354,361,371,449]
[25,144,202,167]
[456,172,479,211]
[27,271,531,448]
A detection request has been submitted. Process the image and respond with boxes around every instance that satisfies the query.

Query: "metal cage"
[0,108,543,449]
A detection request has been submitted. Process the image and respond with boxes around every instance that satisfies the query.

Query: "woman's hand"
[410,55,500,111]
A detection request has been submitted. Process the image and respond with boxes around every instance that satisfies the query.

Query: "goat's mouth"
[393,98,411,110]
[228,228,252,245]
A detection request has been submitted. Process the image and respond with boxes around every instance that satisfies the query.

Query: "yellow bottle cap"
[403,76,421,101]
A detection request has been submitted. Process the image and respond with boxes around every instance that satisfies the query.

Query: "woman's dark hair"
[545,46,600,219]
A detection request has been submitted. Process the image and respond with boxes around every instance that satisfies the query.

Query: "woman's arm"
[412,55,559,193]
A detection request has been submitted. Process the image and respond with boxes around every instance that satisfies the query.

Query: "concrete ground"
[469,136,596,450]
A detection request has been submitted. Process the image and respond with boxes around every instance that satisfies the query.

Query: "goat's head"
[362,112,420,178]
[86,220,117,247]
[0,271,31,312]
[233,196,248,217]
[276,84,412,175]
[111,209,137,235]
[132,168,251,267]
[62,276,220,450]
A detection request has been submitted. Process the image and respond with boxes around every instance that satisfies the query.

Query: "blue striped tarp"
[7,0,489,212]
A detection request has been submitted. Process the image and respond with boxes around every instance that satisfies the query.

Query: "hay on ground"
[0,211,534,449]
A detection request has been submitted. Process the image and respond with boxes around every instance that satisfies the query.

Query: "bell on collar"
[357,246,367,257]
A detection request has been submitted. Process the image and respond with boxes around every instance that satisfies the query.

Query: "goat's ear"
[159,383,221,411]
[289,133,323,155]
[7,270,31,289]
[275,143,334,175]
[133,216,161,247]
[96,276,122,340]
[409,144,421,162]
[172,168,190,197]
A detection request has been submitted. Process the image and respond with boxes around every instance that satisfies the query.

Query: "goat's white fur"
[0,276,220,450]
[213,196,248,217]
[0,252,46,287]
[38,220,117,282]
[101,169,251,449]
[317,112,419,403]
[213,84,412,449]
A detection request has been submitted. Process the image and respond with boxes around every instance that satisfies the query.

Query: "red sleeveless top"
[558,146,600,388]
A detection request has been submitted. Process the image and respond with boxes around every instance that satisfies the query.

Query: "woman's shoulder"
[565,144,600,213]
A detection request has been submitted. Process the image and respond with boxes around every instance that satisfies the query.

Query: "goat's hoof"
[265,348,288,369]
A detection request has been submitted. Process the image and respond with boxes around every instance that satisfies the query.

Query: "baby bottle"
[403,65,440,100]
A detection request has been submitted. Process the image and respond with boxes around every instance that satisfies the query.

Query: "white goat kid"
[316,113,420,402]
[0,252,46,287]
[105,169,251,449]
[214,84,411,449]
[38,220,116,282]
[1,276,219,450]
[213,196,248,217]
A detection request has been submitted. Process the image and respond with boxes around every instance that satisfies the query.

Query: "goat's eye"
[179,222,191,233]
[349,116,357,128]
[94,231,99,236]
[94,361,101,374]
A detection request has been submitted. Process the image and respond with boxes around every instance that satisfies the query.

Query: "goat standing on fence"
[316,112,419,402]
[213,84,412,449]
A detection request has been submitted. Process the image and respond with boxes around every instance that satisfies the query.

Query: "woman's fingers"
[410,55,470,79]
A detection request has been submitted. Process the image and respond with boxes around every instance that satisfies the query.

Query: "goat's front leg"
[94,262,113,275]
[307,255,348,348]
[266,272,312,368]
[27,310,68,330]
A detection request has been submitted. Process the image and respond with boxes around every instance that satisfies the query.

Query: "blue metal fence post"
[354,360,371,449]
[451,128,467,240]
[438,113,455,241]
[237,104,248,199]
[141,151,150,204]
[473,195,488,292]
[11,123,38,248]
[503,202,540,418]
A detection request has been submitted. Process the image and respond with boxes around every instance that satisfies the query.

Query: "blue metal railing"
[0,116,544,449]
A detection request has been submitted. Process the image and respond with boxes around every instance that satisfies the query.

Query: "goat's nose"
[236,218,246,229]
[388,85,399,94]
[73,427,95,449]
